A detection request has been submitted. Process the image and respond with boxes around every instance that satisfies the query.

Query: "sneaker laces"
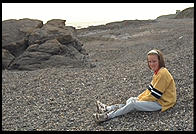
[96,101,108,113]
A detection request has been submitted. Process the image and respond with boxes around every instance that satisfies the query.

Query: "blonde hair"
[147,49,165,69]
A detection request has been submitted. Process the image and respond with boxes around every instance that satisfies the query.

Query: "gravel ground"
[2,18,194,131]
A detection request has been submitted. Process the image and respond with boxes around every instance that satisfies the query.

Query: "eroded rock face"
[2,49,15,69]
[2,18,43,57]
[2,18,89,71]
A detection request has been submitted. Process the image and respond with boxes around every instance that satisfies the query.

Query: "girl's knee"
[126,97,137,104]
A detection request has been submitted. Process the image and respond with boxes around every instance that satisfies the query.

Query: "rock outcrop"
[2,18,89,71]
[175,7,194,19]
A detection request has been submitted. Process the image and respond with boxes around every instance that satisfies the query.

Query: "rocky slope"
[2,8,194,131]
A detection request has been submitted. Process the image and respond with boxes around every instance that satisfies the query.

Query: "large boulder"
[28,23,74,45]
[2,18,90,71]
[2,18,43,57]
[46,19,66,27]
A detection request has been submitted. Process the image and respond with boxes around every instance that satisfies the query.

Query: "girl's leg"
[126,97,138,104]
[107,99,161,119]
[96,100,125,113]
[133,101,162,111]
[107,101,135,119]
[94,98,161,122]
[107,97,138,112]
[106,104,125,112]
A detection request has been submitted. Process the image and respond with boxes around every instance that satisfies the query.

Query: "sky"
[2,3,194,28]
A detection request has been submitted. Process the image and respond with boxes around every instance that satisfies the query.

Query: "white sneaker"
[96,101,108,113]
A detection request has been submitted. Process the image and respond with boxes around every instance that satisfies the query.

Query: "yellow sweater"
[137,67,176,112]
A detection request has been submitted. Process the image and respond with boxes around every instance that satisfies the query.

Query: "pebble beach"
[2,18,194,131]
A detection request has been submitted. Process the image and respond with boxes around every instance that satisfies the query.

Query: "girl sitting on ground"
[93,49,176,122]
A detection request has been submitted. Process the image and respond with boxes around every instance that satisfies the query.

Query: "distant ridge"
[156,7,194,20]
[175,7,194,19]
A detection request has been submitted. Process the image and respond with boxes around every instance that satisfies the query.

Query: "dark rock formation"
[2,49,15,69]
[2,18,89,71]
[2,18,43,57]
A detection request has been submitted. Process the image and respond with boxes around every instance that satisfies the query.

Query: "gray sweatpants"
[107,97,162,119]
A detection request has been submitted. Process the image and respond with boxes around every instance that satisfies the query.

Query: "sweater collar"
[154,68,160,75]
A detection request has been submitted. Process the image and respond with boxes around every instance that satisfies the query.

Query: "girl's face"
[147,54,160,72]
